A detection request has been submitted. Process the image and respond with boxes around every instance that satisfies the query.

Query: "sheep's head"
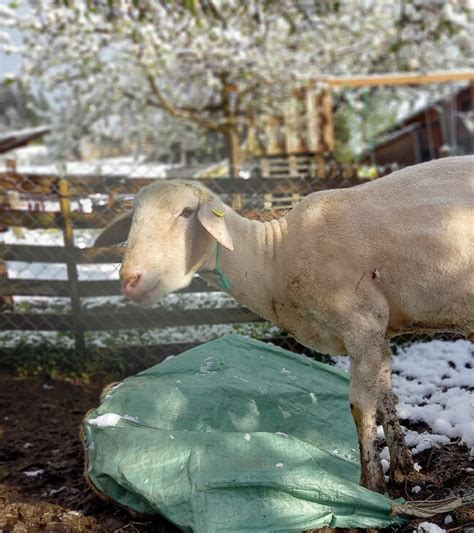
[95,181,233,305]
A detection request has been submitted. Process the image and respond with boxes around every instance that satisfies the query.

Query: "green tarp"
[83,334,404,532]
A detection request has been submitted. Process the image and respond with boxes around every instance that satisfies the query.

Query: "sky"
[0,3,24,79]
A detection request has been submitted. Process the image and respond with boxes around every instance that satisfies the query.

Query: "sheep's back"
[282,156,474,336]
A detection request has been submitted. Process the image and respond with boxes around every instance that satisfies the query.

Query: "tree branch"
[144,71,226,132]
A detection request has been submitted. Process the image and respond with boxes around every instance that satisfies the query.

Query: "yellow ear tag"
[212,208,225,217]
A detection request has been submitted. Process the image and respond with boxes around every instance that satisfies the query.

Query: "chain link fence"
[0,158,466,375]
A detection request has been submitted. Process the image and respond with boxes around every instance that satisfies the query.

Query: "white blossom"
[1,0,473,159]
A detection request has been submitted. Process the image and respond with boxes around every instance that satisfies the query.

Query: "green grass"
[0,340,128,382]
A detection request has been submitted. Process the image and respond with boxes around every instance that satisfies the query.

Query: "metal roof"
[0,125,50,154]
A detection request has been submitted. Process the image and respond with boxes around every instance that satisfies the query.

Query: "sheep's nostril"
[128,273,141,288]
[121,272,142,293]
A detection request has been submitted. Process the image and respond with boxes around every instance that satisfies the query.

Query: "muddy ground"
[0,371,472,533]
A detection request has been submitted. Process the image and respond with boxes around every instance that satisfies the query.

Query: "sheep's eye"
[180,207,195,218]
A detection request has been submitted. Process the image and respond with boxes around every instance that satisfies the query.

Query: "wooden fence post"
[0,260,13,312]
[260,157,271,177]
[58,178,85,353]
[0,160,16,311]
[312,87,335,178]
[288,155,298,177]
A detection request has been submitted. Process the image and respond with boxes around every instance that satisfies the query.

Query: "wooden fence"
[0,167,373,363]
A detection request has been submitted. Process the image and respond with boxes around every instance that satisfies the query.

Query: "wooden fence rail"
[0,169,372,360]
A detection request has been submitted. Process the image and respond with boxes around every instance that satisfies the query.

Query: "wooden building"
[362,84,473,166]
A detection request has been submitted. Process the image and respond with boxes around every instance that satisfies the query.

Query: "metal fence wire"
[0,158,464,374]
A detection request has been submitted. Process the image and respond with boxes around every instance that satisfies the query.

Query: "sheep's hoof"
[389,450,419,485]
[391,467,429,486]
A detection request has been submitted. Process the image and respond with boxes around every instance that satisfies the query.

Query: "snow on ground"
[394,340,473,451]
[416,522,446,533]
[332,340,474,454]
[1,226,100,249]
[0,156,177,178]
[4,261,120,281]
[0,145,50,165]
[1,228,65,246]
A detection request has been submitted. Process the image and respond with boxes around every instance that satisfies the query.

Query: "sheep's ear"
[197,195,234,251]
[94,210,133,247]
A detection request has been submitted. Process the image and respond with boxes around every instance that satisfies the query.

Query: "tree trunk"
[227,126,241,177]
[222,80,242,177]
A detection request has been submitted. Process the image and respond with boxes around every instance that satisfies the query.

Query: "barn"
[363,84,474,165]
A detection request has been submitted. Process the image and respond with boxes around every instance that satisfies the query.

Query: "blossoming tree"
[1,0,473,172]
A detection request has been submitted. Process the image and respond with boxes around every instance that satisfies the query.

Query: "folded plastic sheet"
[83,334,405,532]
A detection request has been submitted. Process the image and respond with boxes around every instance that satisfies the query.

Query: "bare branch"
[144,70,227,132]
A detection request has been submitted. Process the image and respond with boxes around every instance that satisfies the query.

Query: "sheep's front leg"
[378,346,415,483]
[349,346,386,493]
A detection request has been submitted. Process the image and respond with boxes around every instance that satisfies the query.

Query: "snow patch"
[404,429,450,455]
[88,413,122,427]
[199,356,217,374]
[122,415,139,423]
[43,486,65,497]
[394,340,473,451]
[417,522,446,533]
[332,340,474,452]
[24,468,44,477]
[444,515,453,525]
[331,355,351,372]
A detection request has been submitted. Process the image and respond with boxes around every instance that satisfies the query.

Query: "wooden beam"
[0,279,70,297]
[0,174,155,195]
[0,210,61,230]
[0,307,263,331]
[0,243,69,262]
[0,313,73,330]
[58,178,85,352]
[0,277,217,297]
[323,70,474,88]
[81,307,263,330]
[0,258,13,311]
[0,243,124,263]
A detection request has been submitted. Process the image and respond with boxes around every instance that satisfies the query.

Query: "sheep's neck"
[199,209,286,321]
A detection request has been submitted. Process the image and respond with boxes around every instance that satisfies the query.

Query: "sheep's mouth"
[124,280,162,306]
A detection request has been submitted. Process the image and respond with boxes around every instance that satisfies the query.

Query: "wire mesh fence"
[0,157,466,375]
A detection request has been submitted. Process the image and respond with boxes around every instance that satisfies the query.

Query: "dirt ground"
[0,371,472,533]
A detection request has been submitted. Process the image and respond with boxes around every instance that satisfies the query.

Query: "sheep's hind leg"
[349,343,386,493]
[377,345,416,484]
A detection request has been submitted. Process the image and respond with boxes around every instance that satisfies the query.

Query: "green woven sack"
[83,334,405,532]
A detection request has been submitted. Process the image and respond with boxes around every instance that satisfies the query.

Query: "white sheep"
[95,156,474,492]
